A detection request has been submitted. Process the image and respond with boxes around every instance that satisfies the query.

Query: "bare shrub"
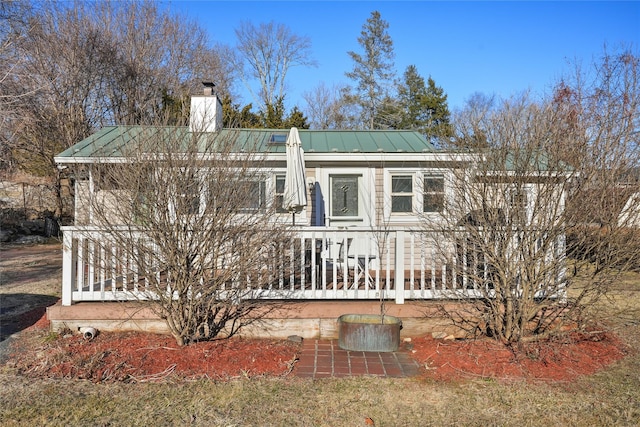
[431,48,639,344]
[84,126,292,346]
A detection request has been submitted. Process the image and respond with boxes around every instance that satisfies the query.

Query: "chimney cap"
[202,82,216,96]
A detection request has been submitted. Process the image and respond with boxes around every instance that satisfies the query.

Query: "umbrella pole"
[292,212,295,226]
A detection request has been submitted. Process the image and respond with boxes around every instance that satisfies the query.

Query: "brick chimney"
[189,82,223,132]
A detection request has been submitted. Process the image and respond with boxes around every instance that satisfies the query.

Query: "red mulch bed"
[5,309,630,383]
[8,312,298,382]
[411,332,629,383]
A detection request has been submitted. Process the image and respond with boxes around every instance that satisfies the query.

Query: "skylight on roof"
[268,133,288,144]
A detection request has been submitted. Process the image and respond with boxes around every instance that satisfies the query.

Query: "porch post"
[61,229,73,306]
[395,230,405,304]
[88,166,94,224]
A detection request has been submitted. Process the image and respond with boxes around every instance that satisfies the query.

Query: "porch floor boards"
[293,339,421,378]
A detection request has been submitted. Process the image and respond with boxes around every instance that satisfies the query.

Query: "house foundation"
[47,300,465,340]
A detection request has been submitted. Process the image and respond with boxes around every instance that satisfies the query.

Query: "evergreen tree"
[397,65,429,131]
[261,97,286,128]
[221,95,261,128]
[424,76,453,140]
[284,106,310,129]
[397,65,453,140]
[345,11,396,129]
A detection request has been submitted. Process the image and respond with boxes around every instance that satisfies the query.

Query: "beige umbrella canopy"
[282,127,307,224]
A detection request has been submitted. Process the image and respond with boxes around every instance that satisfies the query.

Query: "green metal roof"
[55,126,436,160]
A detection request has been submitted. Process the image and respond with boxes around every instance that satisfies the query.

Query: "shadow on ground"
[0,293,59,341]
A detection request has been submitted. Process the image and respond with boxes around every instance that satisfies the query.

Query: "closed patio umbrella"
[283,127,307,225]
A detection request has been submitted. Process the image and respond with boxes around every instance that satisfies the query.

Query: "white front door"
[315,168,376,263]
[319,168,374,228]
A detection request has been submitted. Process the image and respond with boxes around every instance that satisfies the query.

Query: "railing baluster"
[310,233,317,294]
[289,238,295,292]
[77,235,85,296]
[409,232,415,296]
[430,240,436,292]
[395,230,405,304]
[88,239,95,292]
[420,233,426,295]
[99,242,105,299]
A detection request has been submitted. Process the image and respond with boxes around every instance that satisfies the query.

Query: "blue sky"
[167,1,639,112]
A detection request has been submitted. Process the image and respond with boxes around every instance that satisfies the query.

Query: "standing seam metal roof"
[55,126,437,159]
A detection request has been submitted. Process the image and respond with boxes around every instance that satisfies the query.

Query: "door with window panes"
[328,174,370,227]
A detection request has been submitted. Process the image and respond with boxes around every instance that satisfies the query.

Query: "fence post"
[61,229,73,306]
[395,230,405,304]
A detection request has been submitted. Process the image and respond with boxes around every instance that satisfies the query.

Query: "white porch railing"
[60,226,566,306]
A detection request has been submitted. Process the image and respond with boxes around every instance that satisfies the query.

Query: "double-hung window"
[391,175,414,213]
[175,172,201,216]
[508,186,528,223]
[423,175,445,213]
[274,175,287,213]
[238,180,266,212]
[387,171,447,218]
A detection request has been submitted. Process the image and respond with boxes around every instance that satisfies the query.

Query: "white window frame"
[273,173,288,214]
[383,168,452,223]
[268,169,307,222]
[390,175,414,213]
[507,184,533,224]
[422,173,446,214]
[200,167,293,217]
[168,168,204,222]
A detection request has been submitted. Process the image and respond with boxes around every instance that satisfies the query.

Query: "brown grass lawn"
[1,243,639,426]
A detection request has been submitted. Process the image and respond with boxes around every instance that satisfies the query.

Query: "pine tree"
[284,106,310,129]
[345,11,396,129]
[397,65,453,140]
[424,76,453,140]
[397,65,429,131]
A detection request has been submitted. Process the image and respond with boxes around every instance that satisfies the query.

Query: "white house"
[48,86,568,338]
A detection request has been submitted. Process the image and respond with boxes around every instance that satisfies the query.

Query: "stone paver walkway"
[293,339,420,378]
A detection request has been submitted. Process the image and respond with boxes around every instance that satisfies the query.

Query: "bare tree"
[83,126,292,346]
[94,0,234,125]
[429,48,639,344]
[234,20,316,112]
[3,0,232,217]
[451,92,498,149]
[302,82,359,129]
[0,0,36,173]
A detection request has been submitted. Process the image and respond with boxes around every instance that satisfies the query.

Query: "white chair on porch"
[325,237,375,290]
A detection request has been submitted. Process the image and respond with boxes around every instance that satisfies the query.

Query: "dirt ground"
[0,243,631,383]
[0,242,61,341]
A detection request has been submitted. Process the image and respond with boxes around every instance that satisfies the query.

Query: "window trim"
[236,179,267,213]
[270,170,308,221]
[422,174,446,214]
[384,169,451,223]
[390,174,414,213]
[507,184,531,223]
[201,168,292,216]
[274,174,287,213]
